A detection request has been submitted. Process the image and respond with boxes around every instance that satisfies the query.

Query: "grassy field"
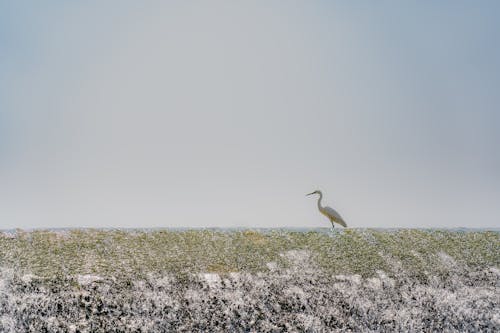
[1,228,498,280]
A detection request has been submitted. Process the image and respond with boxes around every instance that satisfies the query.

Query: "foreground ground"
[0,229,499,332]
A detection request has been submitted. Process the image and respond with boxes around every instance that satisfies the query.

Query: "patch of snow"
[335,274,362,285]
[21,274,36,284]
[296,314,322,330]
[489,266,500,277]
[284,286,305,298]
[365,277,382,290]
[77,274,102,286]
[266,261,278,271]
[199,273,221,288]
[281,249,311,266]
[438,251,458,268]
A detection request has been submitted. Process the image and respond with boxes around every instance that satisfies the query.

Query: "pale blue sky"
[1,1,499,229]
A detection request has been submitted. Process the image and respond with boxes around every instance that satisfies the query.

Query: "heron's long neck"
[316,193,323,211]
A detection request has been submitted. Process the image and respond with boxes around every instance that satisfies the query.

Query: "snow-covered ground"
[0,229,498,332]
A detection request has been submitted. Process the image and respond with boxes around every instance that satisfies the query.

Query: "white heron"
[306,190,347,229]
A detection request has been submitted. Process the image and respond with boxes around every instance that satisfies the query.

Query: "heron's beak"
[306,191,315,196]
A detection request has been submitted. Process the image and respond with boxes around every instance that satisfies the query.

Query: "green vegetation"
[0,229,498,279]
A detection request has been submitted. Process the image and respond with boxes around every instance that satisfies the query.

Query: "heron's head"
[306,190,322,196]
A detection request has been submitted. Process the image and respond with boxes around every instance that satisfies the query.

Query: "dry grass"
[1,229,498,280]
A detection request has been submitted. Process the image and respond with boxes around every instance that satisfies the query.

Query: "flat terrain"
[1,229,499,332]
[1,228,498,278]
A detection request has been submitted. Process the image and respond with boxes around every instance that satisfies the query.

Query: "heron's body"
[307,190,347,228]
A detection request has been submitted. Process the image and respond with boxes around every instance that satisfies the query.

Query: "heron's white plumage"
[320,206,347,227]
[307,190,347,228]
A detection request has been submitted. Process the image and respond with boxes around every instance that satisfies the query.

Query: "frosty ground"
[0,229,498,332]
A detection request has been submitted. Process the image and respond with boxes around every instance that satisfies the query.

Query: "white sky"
[1,1,499,229]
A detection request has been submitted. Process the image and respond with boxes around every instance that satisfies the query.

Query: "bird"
[306,190,347,229]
